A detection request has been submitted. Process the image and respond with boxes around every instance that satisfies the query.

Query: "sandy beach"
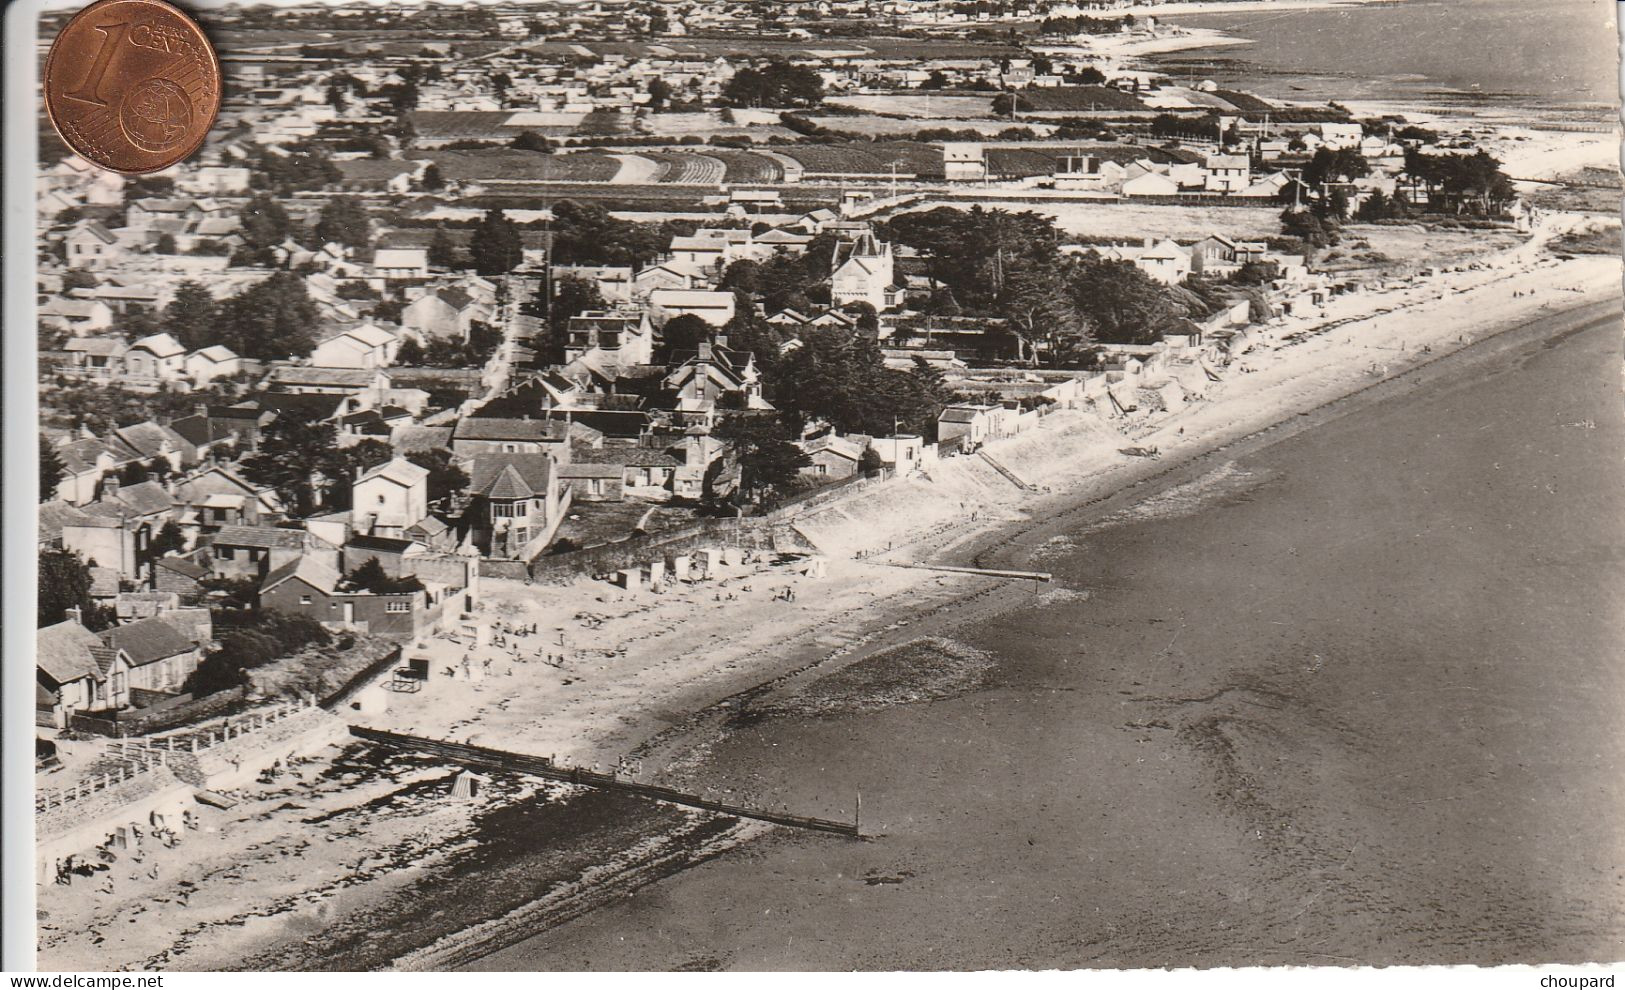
[34,191,1622,969]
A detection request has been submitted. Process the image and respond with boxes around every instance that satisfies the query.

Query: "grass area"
[1316,223,1525,278]
[1550,224,1621,256]
[827,94,997,120]
[1021,86,1147,112]
[550,501,697,552]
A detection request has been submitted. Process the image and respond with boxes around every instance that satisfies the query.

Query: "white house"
[648,289,737,327]
[830,232,902,313]
[185,345,243,385]
[311,322,401,369]
[351,458,430,538]
[123,333,188,380]
[372,248,430,284]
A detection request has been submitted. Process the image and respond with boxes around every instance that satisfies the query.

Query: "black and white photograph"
[10,0,1625,972]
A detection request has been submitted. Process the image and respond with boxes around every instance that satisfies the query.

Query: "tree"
[427,225,463,270]
[396,336,425,365]
[236,194,292,263]
[713,415,810,502]
[217,272,322,359]
[62,269,98,292]
[660,314,713,356]
[155,232,177,254]
[163,280,219,351]
[39,548,105,629]
[119,460,151,485]
[40,444,64,502]
[341,556,424,594]
[314,196,373,252]
[420,162,445,191]
[1003,264,1088,365]
[721,61,824,108]
[240,411,347,515]
[647,77,673,112]
[469,208,524,276]
[511,130,553,152]
[489,71,513,107]
[405,448,469,502]
[1064,256,1177,346]
[147,519,187,559]
[548,275,605,333]
[992,92,1032,117]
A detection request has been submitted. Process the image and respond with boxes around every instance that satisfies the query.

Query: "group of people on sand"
[57,810,198,893]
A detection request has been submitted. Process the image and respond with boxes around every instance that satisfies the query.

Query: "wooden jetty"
[349,726,861,837]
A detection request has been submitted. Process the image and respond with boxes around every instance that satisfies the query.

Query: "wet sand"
[470,305,1625,970]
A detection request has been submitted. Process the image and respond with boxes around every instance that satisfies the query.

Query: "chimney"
[1144,236,1155,248]
[101,475,120,499]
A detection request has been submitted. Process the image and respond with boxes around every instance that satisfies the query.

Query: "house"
[152,554,208,596]
[451,417,571,456]
[372,248,430,283]
[937,403,998,450]
[173,465,283,535]
[401,287,487,342]
[557,461,625,502]
[551,265,634,305]
[943,142,987,182]
[99,615,202,697]
[564,309,654,367]
[64,220,123,268]
[311,323,400,369]
[1121,170,1180,197]
[663,341,772,423]
[122,333,188,381]
[800,433,867,481]
[351,458,430,538]
[180,165,251,195]
[112,420,195,471]
[126,198,202,231]
[633,260,704,301]
[258,554,457,638]
[464,453,570,560]
[36,619,117,724]
[666,235,729,271]
[648,289,736,328]
[265,366,391,408]
[41,297,115,335]
[62,337,127,378]
[209,525,337,579]
[53,437,124,505]
[184,345,243,385]
[1203,154,1251,194]
[830,232,903,312]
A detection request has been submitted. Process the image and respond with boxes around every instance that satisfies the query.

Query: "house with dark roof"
[451,417,573,457]
[99,615,202,698]
[153,554,208,596]
[208,525,338,579]
[36,619,118,724]
[464,453,570,561]
[402,286,490,341]
[259,553,462,639]
[173,465,283,536]
[53,436,128,505]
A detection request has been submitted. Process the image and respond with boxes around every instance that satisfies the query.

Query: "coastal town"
[29,0,1623,972]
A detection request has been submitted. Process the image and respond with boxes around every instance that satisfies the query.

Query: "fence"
[320,646,403,711]
[350,726,860,837]
[35,748,170,813]
[68,686,249,738]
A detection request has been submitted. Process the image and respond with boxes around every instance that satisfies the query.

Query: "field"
[780,141,943,177]
[826,94,998,120]
[1316,223,1526,279]
[906,199,1286,241]
[1020,86,1148,112]
[417,150,623,183]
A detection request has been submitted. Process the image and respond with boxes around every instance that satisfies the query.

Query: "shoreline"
[35,214,1623,977]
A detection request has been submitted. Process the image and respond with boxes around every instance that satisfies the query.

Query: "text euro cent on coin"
[44,0,221,175]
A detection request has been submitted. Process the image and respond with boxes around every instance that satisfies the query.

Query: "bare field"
[915,200,1284,240]
[1320,223,1526,278]
[827,94,997,120]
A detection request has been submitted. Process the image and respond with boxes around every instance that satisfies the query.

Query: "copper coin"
[43,0,221,175]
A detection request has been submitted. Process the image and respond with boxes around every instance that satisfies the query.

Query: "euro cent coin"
[44,0,221,174]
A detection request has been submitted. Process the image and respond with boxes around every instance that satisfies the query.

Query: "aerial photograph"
[27,0,1624,972]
